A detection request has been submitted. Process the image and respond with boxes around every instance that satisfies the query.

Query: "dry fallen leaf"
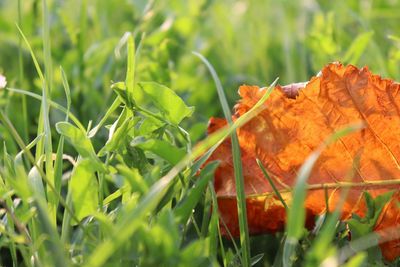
[208,63,400,261]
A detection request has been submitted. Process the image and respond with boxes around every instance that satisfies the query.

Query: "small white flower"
[0,74,6,89]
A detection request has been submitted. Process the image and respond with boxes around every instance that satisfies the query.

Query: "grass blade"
[283,123,364,267]
[305,153,361,265]
[17,0,28,143]
[193,51,251,267]
[174,161,218,224]
[126,33,135,107]
[7,87,86,131]
[256,159,289,210]
[88,97,121,138]
[33,196,69,267]
[53,67,72,211]
[41,0,56,225]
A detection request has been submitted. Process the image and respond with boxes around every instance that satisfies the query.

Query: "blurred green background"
[0,1,400,266]
[1,0,400,151]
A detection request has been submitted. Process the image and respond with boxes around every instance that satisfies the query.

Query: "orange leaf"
[208,63,400,261]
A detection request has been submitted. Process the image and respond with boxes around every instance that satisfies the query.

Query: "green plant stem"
[7,88,86,131]
[18,0,28,143]
[193,51,251,267]
[256,159,289,210]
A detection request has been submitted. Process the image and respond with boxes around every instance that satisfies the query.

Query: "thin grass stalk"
[17,0,28,143]
[193,51,251,267]
[41,0,57,226]
[7,88,86,131]
[256,159,289,210]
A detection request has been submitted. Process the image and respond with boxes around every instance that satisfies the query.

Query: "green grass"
[0,0,400,266]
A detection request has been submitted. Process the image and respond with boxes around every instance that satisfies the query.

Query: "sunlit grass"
[0,0,400,266]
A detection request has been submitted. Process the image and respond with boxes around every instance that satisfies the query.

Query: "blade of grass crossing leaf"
[193,51,250,267]
[283,123,364,267]
[188,78,277,166]
[256,159,288,210]
[324,186,330,214]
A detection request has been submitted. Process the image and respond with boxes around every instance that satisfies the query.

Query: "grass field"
[0,0,400,266]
